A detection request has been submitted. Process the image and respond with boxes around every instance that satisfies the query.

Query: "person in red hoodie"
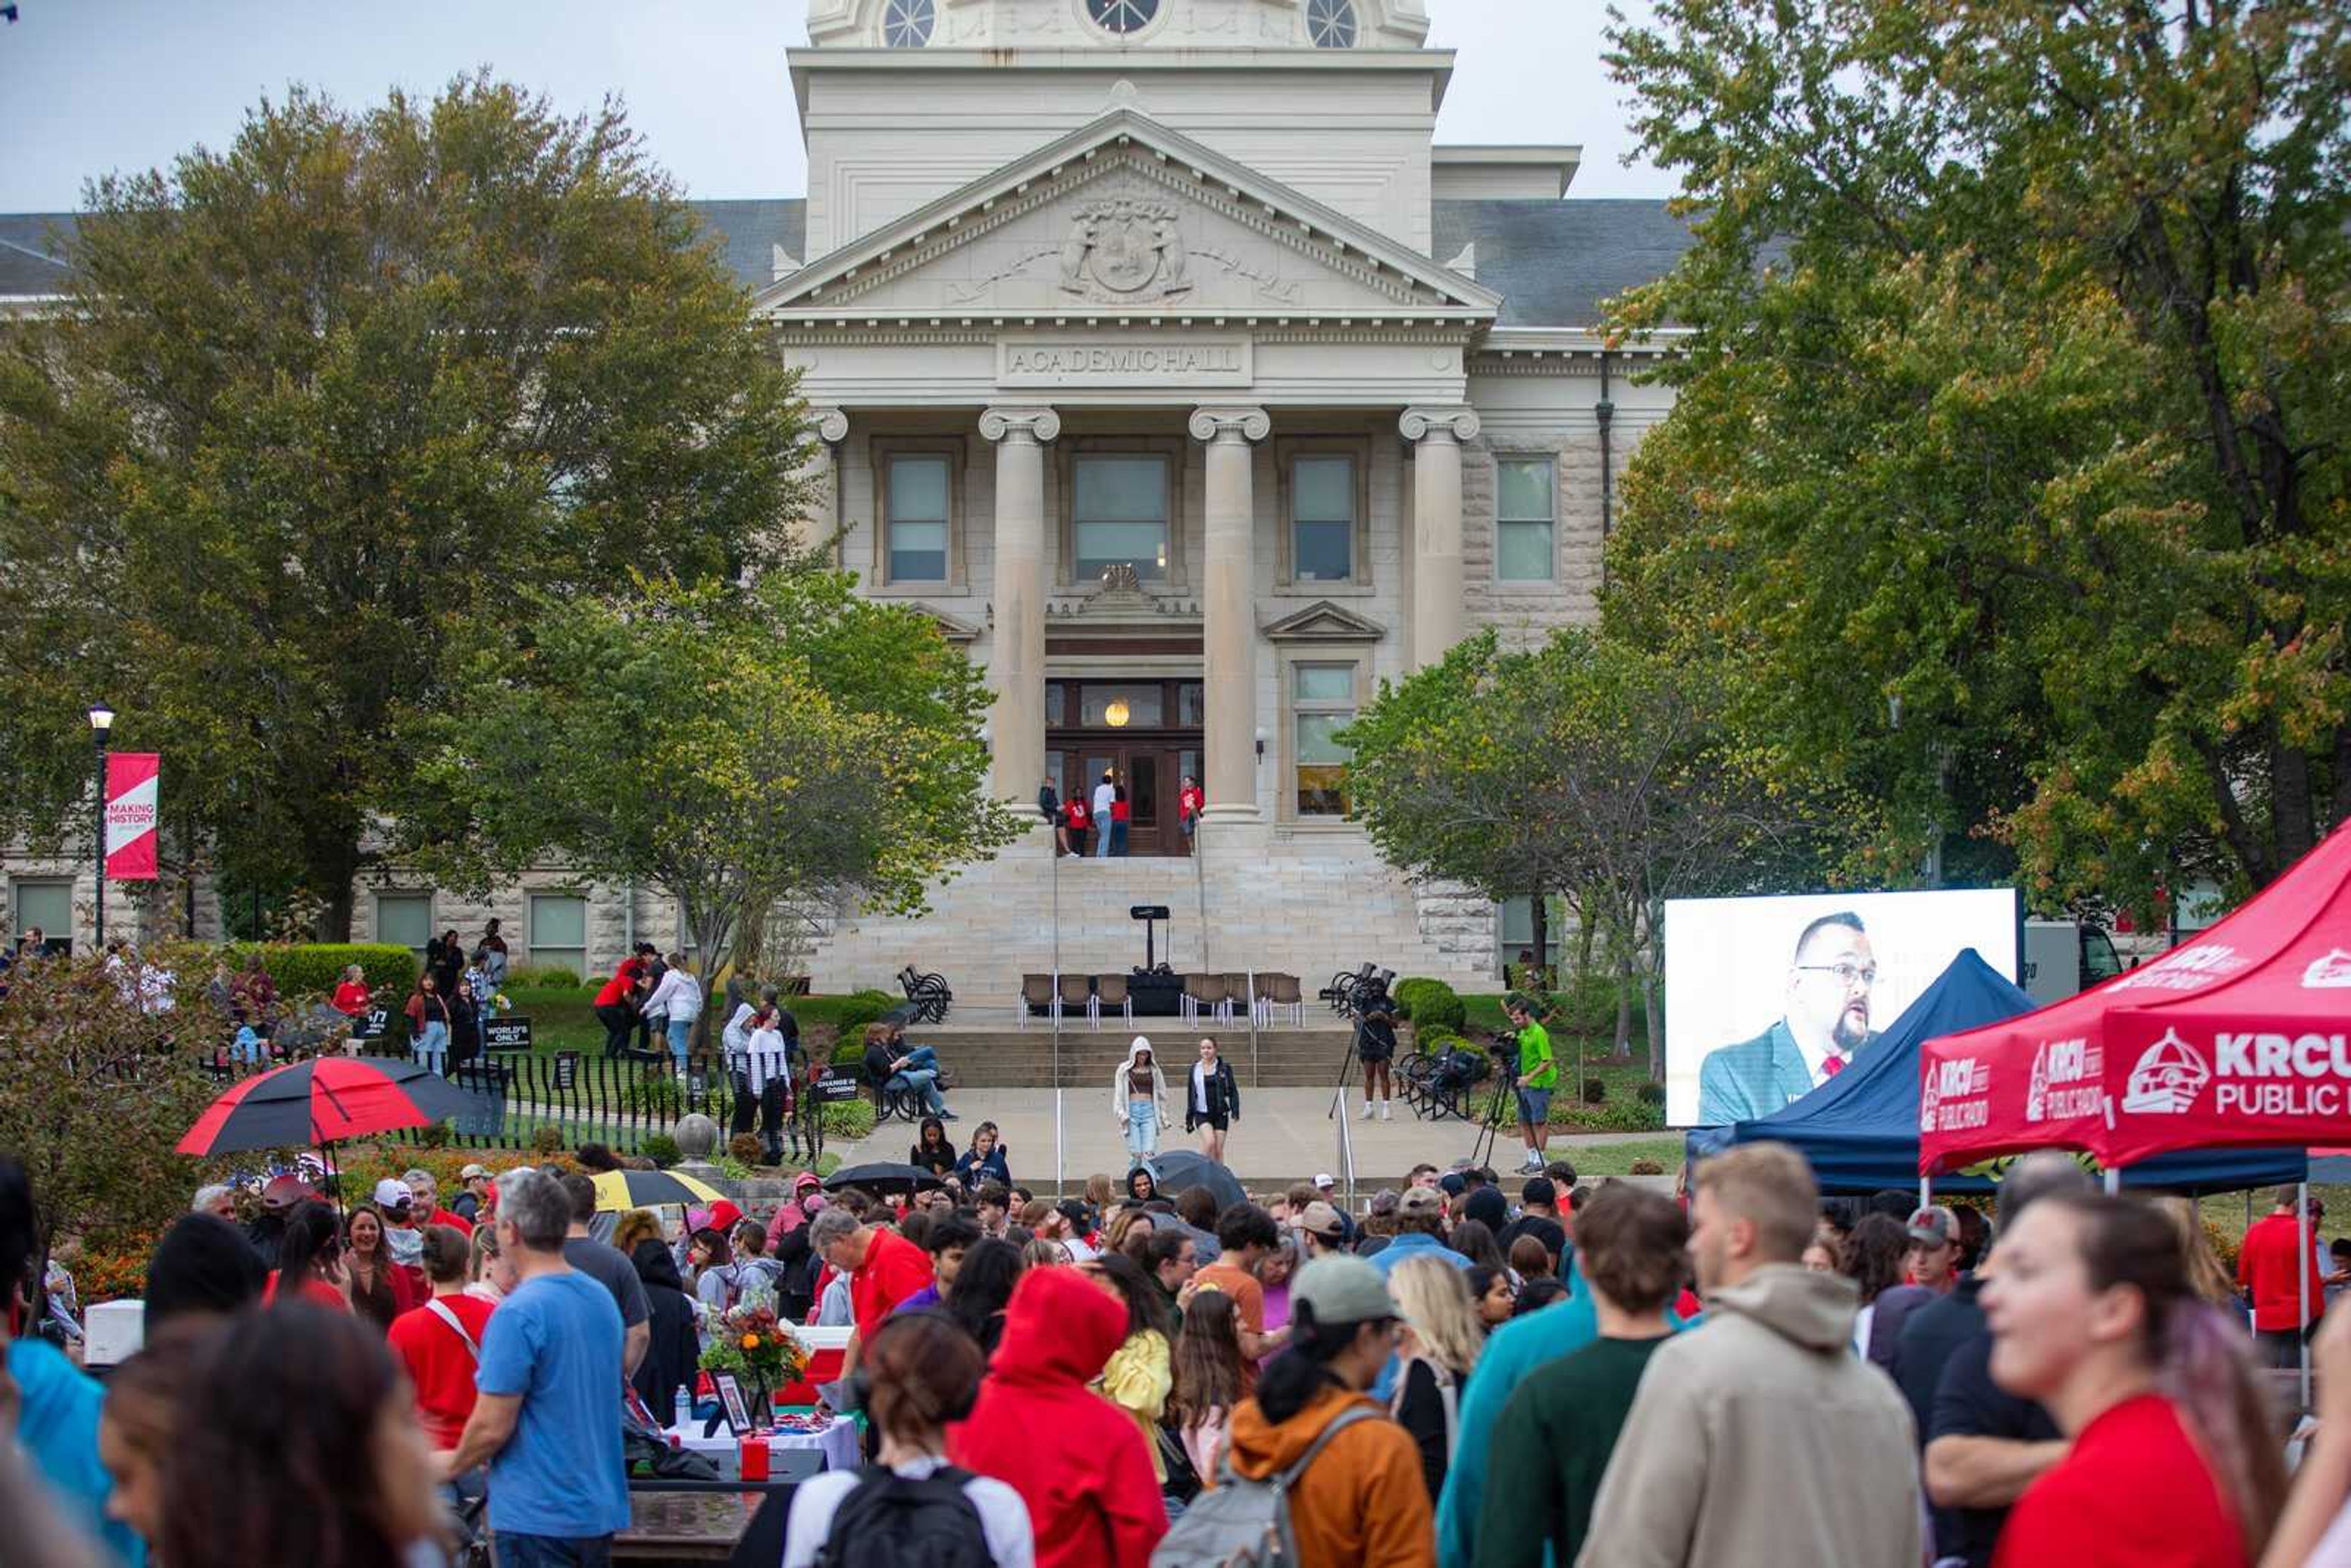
[949,1264,1168,1568]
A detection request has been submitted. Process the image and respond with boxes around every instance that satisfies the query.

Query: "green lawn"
[1551,1137,1687,1177]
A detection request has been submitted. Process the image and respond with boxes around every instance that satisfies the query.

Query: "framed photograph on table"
[713,1373,753,1436]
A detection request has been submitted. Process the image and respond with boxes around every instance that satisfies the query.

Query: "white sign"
[998,336,1251,388]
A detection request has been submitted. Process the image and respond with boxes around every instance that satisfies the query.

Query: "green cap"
[1291,1253,1396,1327]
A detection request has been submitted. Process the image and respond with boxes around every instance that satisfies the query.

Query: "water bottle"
[673,1386,692,1433]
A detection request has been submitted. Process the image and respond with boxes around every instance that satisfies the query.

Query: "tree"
[0,77,812,935]
[392,569,1021,1037]
[0,947,220,1264]
[1342,629,1860,1073]
[1603,0,2350,915]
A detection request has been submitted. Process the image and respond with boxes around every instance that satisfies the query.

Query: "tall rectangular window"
[1290,454,1354,582]
[1072,456,1169,582]
[375,894,433,960]
[885,455,950,582]
[1497,457,1556,581]
[529,895,588,981]
[1293,664,1355,817]
[10,880,73,951]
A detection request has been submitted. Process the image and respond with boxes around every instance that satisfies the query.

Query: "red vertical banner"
[104,752,160,880]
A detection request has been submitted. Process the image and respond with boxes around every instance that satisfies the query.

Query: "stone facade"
[0,0,1689,989]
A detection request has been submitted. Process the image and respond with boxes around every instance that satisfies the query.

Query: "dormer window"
[1307,0,1357,48]
[1087,0,1159,34]
[883,0,934,47]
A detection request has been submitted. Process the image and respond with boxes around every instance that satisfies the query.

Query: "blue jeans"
[414,1021,448,1065]
[666,1017,691,1070]
[888,1048,945,1112]
[1111,819,1130,855]
[495,1534,612,1568]
[1125,1097,1158,1160]
[1095,816,1113,857]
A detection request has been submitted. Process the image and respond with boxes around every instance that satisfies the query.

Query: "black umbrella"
[1150,1150,1246,1212]
[825,1161,946,1198]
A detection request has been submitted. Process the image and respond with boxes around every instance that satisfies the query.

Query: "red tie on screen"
[1822,1055,1847,1079]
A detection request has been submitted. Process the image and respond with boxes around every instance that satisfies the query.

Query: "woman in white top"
[1111,1036,1170,1163]
[643,953,702,1071]
[782,1311,1033,1568]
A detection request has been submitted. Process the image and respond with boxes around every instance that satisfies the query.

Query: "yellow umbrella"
[588,1167,729,1213]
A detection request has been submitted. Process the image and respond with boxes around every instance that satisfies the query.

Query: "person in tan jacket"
[1223,1253,1436,1567]
[1576,1142,1921,1567]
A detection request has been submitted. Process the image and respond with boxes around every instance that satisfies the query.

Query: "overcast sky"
[0,0,1676,213]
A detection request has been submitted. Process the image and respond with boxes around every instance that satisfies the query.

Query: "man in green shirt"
[1475,1184,1688,1568]
[1507,998,1558,1174]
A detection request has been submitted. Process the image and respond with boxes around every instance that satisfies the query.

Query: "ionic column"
[978,406,1060,809]
[1188,406,1270,821]
[1400,406,1480,670]
[804,407,849,565]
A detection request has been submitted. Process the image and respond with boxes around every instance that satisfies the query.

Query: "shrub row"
[1391,977,1467,1035]
[225,943,418,1000]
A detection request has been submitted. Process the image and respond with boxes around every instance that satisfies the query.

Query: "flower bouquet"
[698,1297,809,1420]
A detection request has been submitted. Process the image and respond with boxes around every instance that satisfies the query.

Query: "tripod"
[1464,1060,1516,1174]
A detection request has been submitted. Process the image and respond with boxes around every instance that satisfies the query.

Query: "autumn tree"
[0,77,812,936]
[1343,629,1860,1072]
[389,570,1021,1039]
[1603,0,2350,915]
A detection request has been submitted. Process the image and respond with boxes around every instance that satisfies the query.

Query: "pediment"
[1261,600,1387,642]
[915,605,986,643]
[760,110,1498,326]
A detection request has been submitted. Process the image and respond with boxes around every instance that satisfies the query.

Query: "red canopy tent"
[1919,823,2351,1176]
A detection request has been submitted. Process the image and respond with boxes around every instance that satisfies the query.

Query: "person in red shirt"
[386,1225,497,1452]
[1109,784,1132,856]
[592,959,643,1059]
[2236,1185,2323,1368]
[1177,775,1204,846]
[262,1201,354,1313]
[1064,793,1090,856]
[401,1169,473,1236]
[809,1207,934,1372]
[330,964,372,1018]
[1984,1192,2285,1568]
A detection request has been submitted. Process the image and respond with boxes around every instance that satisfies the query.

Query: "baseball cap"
[373,1178,414,1211]
[1368,1188,1401,1217]
[708,1199,744,1232]
[1291,1255,1397,1327]
[1299,1201,1346,1240]
[459,1163,490,1181]
[1398,1187,1447,1221]
[1313,1172,1336,1191]
[260,1174,313,1212]
[1438,1171,1467,1197]
[1907,1206,1957,1248]
[794,1171,823,1191]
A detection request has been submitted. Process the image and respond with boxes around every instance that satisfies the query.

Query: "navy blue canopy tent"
[1682,948,2304,1195]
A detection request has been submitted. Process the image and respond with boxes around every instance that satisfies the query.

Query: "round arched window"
[1087,0,1160,35]
[883,0,934,47]
[1307,0,1357,48]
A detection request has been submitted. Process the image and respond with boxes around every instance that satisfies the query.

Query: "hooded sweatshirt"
[629,1238,702,1419]
[949,1265,1168,1568]
[1111,1039,1169,1123]
[1226,1382,1436,1568]
[1575,1263,1921,1568]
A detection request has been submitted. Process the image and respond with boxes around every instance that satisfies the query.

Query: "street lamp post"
[88,702,114,956]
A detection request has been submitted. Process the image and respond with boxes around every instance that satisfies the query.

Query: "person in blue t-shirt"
[0,1155,144,1566]
[446,1166,630,1566]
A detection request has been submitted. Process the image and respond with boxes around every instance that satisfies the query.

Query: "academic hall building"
[0,0,1692,1002]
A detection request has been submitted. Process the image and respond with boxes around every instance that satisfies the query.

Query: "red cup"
[739,1435,770,1482]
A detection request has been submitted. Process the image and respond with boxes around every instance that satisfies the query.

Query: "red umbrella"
[177,1056,478,1157]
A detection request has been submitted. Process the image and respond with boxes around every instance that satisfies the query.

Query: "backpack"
[1150,1406,1377,1567]
[816,1465,994,1568]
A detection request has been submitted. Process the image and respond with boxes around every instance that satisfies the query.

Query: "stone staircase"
[799,819,1494,1008]
[921,1024,1354,1088]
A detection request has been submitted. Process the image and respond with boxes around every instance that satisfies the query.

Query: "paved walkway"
[826,1086,1665,1194]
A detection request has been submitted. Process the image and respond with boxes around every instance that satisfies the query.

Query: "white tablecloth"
[665,1412,860,1472]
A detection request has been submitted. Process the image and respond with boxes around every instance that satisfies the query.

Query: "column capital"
[1399,405,1481,444]
[808,407,849,444]
[978,405,1061,445]
[1187,405,1271,445]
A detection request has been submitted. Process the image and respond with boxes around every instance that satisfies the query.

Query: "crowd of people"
[15,1127,2351,1567]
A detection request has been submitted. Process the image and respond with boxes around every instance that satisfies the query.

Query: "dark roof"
[0,212,78,296]
[0,196,1690,329]
[1433,197,1695,328]
[687,198,806,291]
